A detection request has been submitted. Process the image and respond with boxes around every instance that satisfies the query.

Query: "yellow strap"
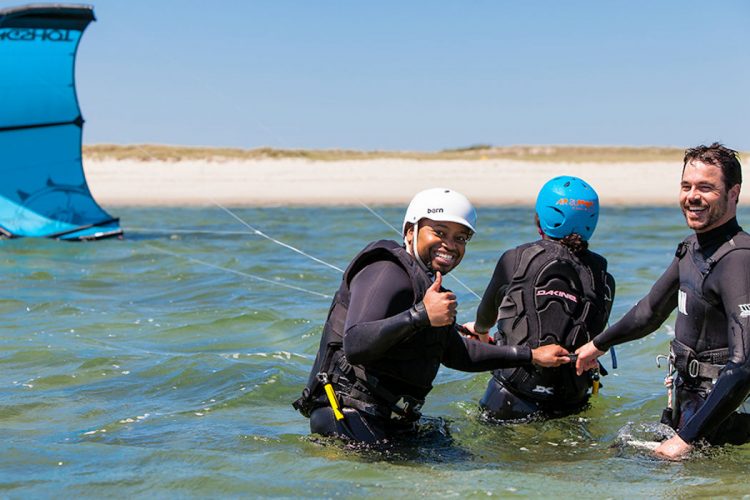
[323,383,345,421]
[592,378,600,395]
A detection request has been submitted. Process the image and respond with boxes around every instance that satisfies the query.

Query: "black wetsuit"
[594,218,750,445]
[296,240,533,443]
[474,239,614,420]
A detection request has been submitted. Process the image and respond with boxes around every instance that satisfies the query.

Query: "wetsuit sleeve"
[441,328,533,371]
[593,258,680,351]
[677,251,750,443]
[474,250,517,333]
[342,259,430,364]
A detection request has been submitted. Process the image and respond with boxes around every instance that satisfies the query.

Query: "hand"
[531,344,571,368]
[575,341,605,375]
[653,434,693,460]
[422,272,457,327]
[460,321,492,343]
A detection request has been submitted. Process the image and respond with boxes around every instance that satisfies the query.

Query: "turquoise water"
[3,206,750,498]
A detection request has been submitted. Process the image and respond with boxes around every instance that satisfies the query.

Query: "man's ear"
[404,223,414,244]
[730,184,741,204]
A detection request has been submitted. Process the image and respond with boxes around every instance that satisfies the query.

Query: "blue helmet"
[535,176,599,241]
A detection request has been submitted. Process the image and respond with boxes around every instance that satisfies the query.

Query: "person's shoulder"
[505,239,547,255]
[497,240,543,266]
[496,241,525,256]
[716,239,750,264]
[360,259,409,280]
[518,240,545,250]
[360,239,403,253]
[358,241,409,270]
[732,230,750,248]
[707,232,750,275]
[351,258,411,289]
[714,231,750,259]
[347,239,409,281]
[356,239,409,261]
[711,247,750,291]
[582,248,609,267]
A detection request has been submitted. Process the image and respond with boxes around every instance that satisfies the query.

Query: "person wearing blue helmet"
[463,176,616,420]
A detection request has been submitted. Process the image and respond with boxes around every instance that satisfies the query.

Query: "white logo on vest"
[739,304,750,318]
[535,289,578,303]
[678,290,688,315]
[531,385,554,395]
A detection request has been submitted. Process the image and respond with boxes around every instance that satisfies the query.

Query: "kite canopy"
[0,4,122,240]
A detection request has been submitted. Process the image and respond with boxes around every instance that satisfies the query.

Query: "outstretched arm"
[576,257,680,375]
[443,329,570,372]
[594,257,680,350]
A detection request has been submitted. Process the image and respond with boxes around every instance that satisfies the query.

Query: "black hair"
[683,142,742,191]
[534,214,589,254]
[560,233,589,255]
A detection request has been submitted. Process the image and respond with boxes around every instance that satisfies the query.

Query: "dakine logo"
[532,385,554,395]
[0,28,73,42]
[739,304,750,318]
[427,208,444,214]
[536,289,578,303]
[678,290,688,315]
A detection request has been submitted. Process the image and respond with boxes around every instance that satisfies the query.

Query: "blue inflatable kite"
[0,4,122,240]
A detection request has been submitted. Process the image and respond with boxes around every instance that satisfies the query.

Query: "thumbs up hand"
[421,272,457,327]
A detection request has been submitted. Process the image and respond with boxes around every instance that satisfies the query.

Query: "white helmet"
[402,188,477,236]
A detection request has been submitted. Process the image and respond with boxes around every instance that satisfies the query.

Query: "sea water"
[2,206,750,498]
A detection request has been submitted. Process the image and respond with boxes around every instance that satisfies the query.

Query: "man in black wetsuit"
[576,143,750,460]
[293,188,570,443]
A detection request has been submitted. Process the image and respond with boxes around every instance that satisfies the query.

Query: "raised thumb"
[431,271,442,290]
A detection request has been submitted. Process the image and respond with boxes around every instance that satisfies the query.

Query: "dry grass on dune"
[82,144,746,164]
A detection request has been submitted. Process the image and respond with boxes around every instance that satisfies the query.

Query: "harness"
[334,356,425,421]
[670,339,728,382]
[493,241,613,402]
[670,235,750,388]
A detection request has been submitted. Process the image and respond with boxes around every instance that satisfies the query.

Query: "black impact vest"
[293,240,451,419]
[493,240,613,403]
[671,231,750,387]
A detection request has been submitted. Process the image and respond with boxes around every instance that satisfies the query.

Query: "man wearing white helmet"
[294,188,570,443]
[463,176,615,421]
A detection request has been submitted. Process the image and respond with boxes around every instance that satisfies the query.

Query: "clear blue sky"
[5,0,748,151]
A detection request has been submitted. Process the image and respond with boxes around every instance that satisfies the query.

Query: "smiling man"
[293,188,570,443]
[576,143,750,460]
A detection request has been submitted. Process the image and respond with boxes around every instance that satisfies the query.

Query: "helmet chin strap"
[405,223,432,275]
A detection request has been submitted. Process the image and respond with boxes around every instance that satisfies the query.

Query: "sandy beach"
[84,158,683,207]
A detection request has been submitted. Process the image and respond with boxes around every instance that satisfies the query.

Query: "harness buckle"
[391,396,423,421]
[688,359,700,379]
